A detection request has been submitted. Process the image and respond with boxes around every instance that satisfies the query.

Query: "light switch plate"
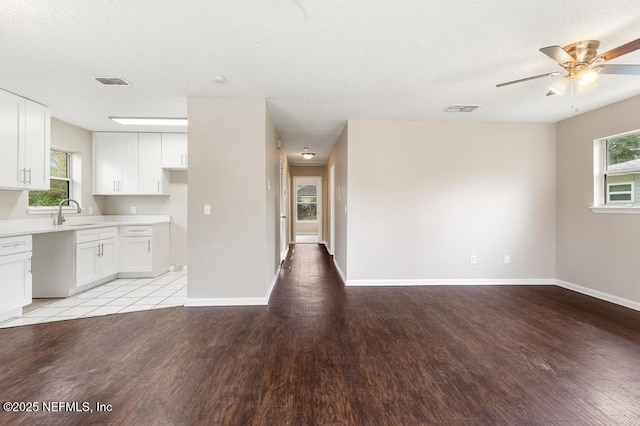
[204,204,211,215]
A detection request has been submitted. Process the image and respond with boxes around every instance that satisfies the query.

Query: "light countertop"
[0,215,171,238]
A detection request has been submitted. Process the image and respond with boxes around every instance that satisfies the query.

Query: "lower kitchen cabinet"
[0,235,32,322]
[32,222,170,298]
[119,223,170,278]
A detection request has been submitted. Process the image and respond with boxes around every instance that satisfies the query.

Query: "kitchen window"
[29,149,71,207]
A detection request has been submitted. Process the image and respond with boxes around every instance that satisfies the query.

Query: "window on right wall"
[596,132,640,208]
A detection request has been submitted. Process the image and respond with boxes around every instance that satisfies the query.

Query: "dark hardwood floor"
[1,244,639,425]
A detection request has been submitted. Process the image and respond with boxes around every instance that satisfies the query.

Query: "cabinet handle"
[27,168,32,184]
[97,243,101,257]
[101,243,104,257]
[148,240,151,252]
[129,229,145,233]
[2,242,26,249]
[118,180,121,192]
[19,168,26,184]
[184,153,187,166]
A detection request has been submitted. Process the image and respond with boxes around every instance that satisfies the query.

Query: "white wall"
[0,118,104,220]
[187,97,280,303]
[265,104,281,294]
[328,124,349,279]
[557,95,640,306]
[100,170,188,266]
[345,120,556,283]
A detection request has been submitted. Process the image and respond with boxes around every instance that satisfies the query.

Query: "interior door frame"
[279,157,288,262]
[329,163,335,255]
[292,175,322,244]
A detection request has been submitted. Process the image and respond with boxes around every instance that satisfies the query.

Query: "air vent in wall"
[444,104,480,113]
[94,77,131,86]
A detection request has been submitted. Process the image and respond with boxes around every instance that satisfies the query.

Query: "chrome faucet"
[54,199,82,225]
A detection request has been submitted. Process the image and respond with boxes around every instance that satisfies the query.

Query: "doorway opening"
[293,176,322,244]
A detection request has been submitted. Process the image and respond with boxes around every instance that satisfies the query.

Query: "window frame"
[592,130,640,214]
[27,149,78,215]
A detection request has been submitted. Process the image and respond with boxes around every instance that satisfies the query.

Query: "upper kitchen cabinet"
[138,133,168,195]
[161,133,188,169]
[93,132,139,195]
[0,89,50,190]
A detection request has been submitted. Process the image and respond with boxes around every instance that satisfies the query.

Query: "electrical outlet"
[130,206,136,214]
[204,204,211,215]
[470,255,477,265]
[504,254,510,264]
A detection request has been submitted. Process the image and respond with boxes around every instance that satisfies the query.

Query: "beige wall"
[328,124,349,278]
[100,170,188,266]
[345,119,556,282]
[557,95,640,305]
[187,97,279,302]
[0,118,104,220]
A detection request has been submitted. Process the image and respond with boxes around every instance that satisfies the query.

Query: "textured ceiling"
[2,1,640,165]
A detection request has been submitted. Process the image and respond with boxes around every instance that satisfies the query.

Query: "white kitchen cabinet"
[161,133,188,169]
[120,223,170,278]
[0,89,50,190]
[0,235,32,322]
[138,133,168,195]
[93,132,139,194]
[74,227,119,289]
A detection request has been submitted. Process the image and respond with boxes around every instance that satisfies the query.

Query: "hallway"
[1,244,639,424]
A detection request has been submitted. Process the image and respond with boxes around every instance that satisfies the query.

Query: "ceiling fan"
[497,38,640,96]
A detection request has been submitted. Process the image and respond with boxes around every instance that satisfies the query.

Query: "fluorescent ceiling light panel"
[110,117,188,126]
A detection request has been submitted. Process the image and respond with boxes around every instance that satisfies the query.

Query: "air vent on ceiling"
[94,77,131,86]
[444,104,480,113]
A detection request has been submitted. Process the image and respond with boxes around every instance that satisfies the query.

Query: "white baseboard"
[184,260,285,307]
[185,297,268,307]
[346,278,556,286]
[555,279,640,312]
[333,259,346,283]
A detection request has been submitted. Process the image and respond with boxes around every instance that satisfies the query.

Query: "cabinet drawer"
[99,227,118,240]
[121,226,152,237]
[75,228,100,243]
[0,235,32,256]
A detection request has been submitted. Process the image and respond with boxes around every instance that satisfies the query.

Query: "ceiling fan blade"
[598,38,640,62]
[539,45,575,64]
[496,71,561,88]
[599,64,640,75]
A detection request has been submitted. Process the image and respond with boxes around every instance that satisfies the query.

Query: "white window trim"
[592,132,640,214]
[606,181,634,204]
[27,150,83,215]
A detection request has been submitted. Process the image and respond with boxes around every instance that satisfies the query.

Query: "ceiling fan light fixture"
[548,77,570,96]
[577,68,600,87]
[301,148,316,160]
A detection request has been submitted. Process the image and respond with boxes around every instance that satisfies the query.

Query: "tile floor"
[0,271,187,329]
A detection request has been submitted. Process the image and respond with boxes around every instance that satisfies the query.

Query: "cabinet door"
[98,238,118,277]
[93,133,116,194]
[0,252,31,314]
[75,241,99,287]
[138,133,165,194]
[161,133,187,169]
[114,133,139,194]
[121,237,152,272]
[0,90,25,189]
[24,100,50,190]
